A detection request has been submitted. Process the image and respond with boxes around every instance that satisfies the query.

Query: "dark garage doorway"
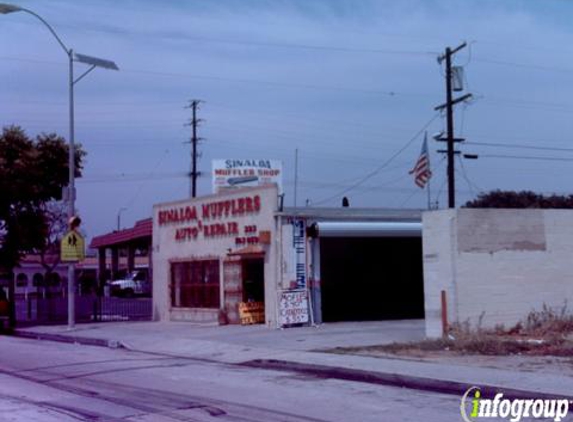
[320,237,424,322]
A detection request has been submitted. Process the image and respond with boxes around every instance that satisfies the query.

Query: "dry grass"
[327,304,573,357]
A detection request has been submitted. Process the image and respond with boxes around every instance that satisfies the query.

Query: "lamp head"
[0,3,22,14]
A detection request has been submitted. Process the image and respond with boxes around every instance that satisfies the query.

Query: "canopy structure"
[89,219,153,290]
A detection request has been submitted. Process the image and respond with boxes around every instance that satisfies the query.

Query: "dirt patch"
[319,305,573,375]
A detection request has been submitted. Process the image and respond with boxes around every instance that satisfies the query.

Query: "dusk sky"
[2,0,573,240]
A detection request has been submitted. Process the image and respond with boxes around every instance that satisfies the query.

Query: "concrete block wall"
[423,209,573,338]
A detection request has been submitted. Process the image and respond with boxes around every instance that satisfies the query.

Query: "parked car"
[108,270,151,297]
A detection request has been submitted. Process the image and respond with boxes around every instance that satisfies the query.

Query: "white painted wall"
[423,209,573,338]
[152,186,279,326]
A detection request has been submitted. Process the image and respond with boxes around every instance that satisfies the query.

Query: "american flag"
[409,133,432,188]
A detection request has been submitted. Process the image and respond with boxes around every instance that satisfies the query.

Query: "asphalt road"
[0,336,539,422]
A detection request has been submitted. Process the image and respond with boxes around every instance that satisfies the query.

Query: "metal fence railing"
[14,296,152,326]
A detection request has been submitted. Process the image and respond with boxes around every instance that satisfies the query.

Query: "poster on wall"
[212,159,283,193]
[278,290,309,326]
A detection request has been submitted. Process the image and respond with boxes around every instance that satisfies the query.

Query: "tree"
[464,190,573,209]
[0,125,85,273]
[37,201,69,280]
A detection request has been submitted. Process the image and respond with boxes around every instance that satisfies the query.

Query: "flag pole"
[427,176,432,210]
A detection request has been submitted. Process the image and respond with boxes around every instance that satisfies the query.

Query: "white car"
[109,271,151,297]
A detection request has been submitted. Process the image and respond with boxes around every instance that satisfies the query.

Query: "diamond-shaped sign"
[61,230,85,262]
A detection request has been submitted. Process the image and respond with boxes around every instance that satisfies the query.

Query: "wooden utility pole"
[186,100,203,198]
[435,43,472,209]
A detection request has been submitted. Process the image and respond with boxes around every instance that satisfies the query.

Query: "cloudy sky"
[2,0,573,240]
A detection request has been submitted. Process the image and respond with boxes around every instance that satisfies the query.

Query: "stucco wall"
[423,209,573,338]
[152,186,279,326]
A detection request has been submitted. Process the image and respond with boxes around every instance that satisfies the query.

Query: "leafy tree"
[0,125,85,273]
[464,190,573,209]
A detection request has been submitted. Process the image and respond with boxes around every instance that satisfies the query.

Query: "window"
[16,273,28,287]
[171,260,220,309]
[33,273,44,287]
[47,273,61,287]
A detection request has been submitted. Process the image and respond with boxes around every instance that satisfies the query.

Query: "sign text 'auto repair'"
[158,195,261,244]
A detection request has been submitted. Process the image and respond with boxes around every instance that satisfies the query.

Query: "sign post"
[60,216,85,330]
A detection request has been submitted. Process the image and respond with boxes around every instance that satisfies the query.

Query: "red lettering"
[201,204,210,219]
[246,197,253,213]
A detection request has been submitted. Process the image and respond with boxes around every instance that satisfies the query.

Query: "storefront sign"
[157,194,263,243]
[212,159,283,193]
[238,301,265,325]
[278,290,309,326]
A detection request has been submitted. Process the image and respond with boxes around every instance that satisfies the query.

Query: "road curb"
[10,330,573,402]
[241,359,573,402]
[11,329,125,349]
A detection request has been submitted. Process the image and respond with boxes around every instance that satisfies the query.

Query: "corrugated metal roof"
[311,221,422,238]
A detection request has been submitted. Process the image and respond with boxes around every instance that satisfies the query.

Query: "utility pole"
[435,43,472,209]
[186,99,203,198]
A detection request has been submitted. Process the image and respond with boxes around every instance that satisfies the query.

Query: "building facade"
[153,186,280,325]
[152,185,425,328]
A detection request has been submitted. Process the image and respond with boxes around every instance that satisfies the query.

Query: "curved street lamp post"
[0,3,119,329]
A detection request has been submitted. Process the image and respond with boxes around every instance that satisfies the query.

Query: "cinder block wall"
[423,209,573,338]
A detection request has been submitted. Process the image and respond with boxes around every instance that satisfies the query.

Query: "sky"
[2,0,573,241]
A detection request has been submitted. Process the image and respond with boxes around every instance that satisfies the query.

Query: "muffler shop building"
[152,185,424,328]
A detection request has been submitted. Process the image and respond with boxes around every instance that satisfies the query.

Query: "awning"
[308,221,422,238]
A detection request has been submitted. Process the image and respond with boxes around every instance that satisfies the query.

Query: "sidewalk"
[11,320,573,400]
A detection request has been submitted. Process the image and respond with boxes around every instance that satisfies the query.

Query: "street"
[0,336,466,422]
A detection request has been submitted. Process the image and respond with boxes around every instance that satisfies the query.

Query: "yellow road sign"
[61,230,85,262]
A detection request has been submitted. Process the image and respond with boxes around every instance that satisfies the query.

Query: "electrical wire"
[474,57,573,75]
[123,148,174,210]
[477,154,573,162]
[465,142,573,153]
[3,18,438,57]
[312,113,441,205]
[435,175,449,209]
[457,155,482,198]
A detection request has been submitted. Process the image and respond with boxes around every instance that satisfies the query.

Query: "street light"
[1,3,119,329]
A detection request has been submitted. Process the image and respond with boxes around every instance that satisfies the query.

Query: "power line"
[466,141,573,153]
[3,19,438,56]
[77,172,186,184]
[474,57,573,75]
[0,56,437,98]
[313,113,441,205]
[122,149,173,209]
[457,155,482,197]
[477,154,573,162]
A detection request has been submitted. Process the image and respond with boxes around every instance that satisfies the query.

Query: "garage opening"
[313,222,424,322]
